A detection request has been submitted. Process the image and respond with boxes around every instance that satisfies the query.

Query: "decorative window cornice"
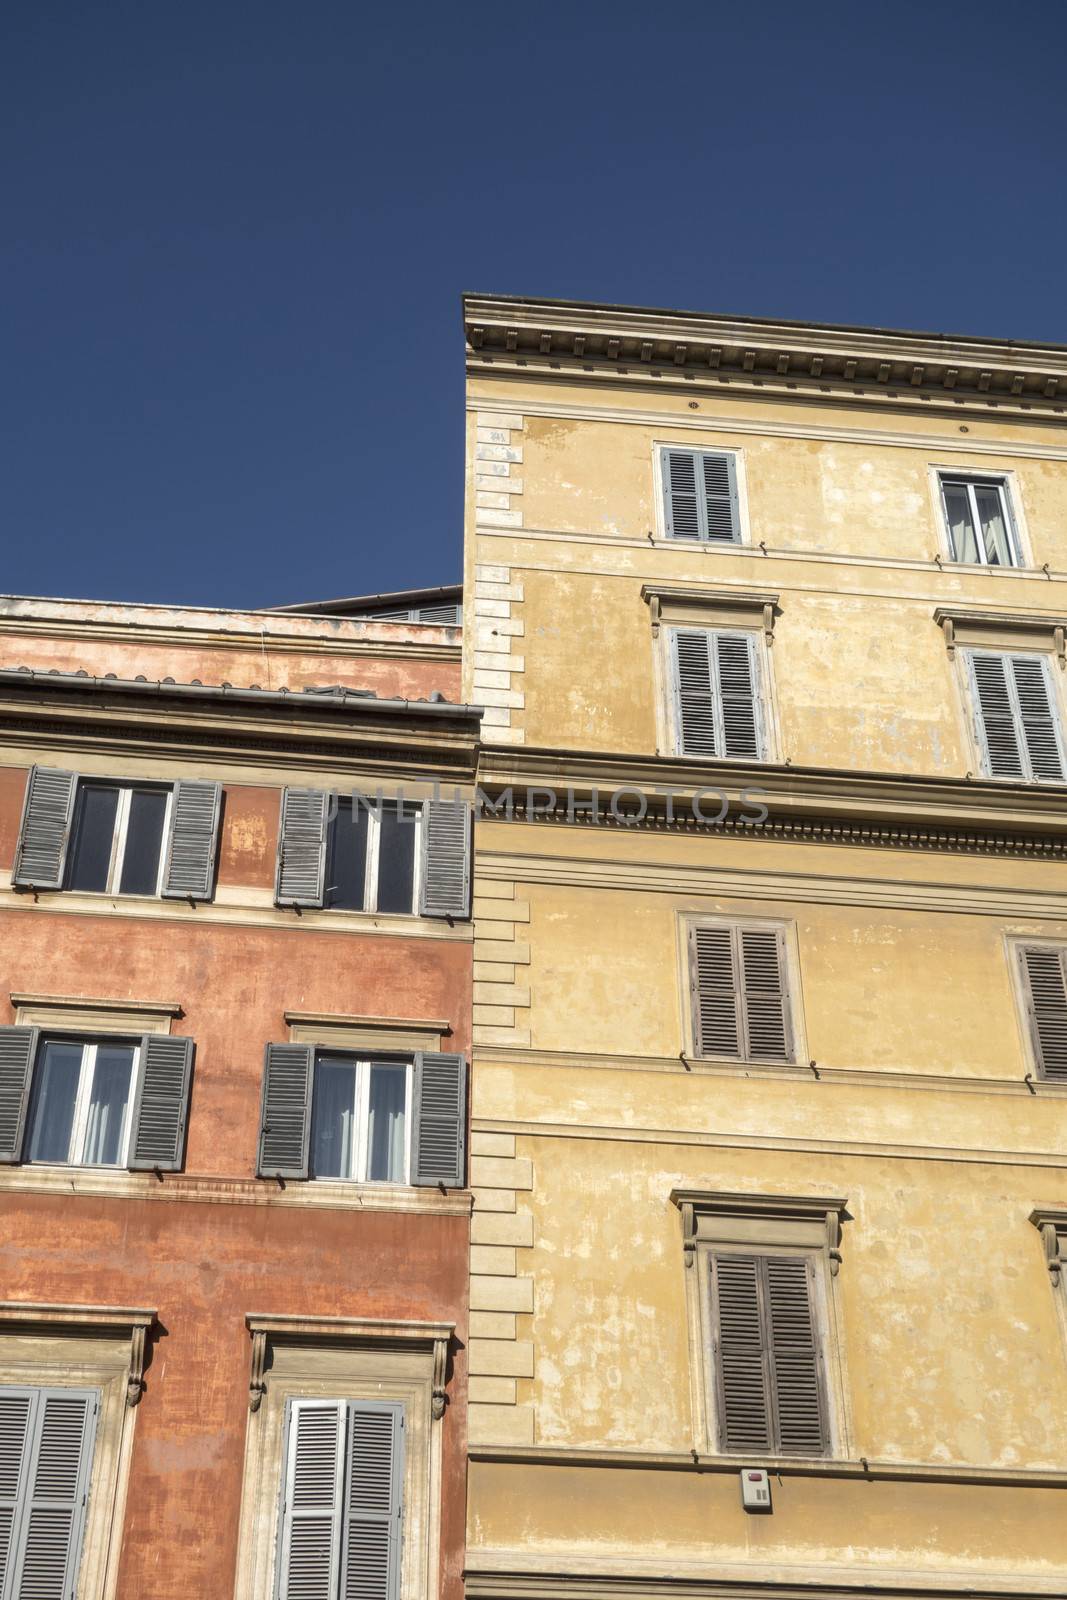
[641,585,779,645]
[284,1011,451,1053]
[0,1301,155,1405]
[1031,1209,1067,1286]
[244,1314,454,1416]
[670,1190,848,1275]
[934,606,1067,667]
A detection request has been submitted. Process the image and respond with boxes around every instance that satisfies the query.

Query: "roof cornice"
[463,294,1067,423]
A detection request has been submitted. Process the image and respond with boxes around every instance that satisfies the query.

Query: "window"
[325,799,421,914]
[66,781,170,895]
[687,920,794,1062]
[310,1057,411,1182]
[659,447,741,543]
[1016,944,1067,1081]
[966,650,1066,782]
[939,474,1020,566]
[0,1026,195,1171]
[0,1386,98,1597]
[668,628,765,760]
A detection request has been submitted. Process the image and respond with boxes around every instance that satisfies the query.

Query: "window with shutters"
[324,798,423,914]
[687,919,796,1063]
[667,627,767,761]
[964,650,1066,783]
[938,473,1022,567]
[657,446,743,543]
[1015,943,1067,1082]
[310,1057,412,1183]
[0,1384,98,1599]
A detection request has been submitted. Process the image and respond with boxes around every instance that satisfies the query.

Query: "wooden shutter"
[411,1052,467,1187]
[671,630,762,760]
[970,651,1065,782]
[12,768,77,889]
[275,789,328,907]
[0,1387,97,1600]
[710,1255,827,1456]
[1010,656,1065,780]
[661,449,740,542]
[258,1044,314,1179]
[672,631,717,756]
[1019,945,1067,1081]
[715,633,762,758]
[419,801,472,919]
[129,1035,195,1171]
[162,779,221,900]
[690,925,792,1062]
[0,1026,38,1164]
[277,1400,345,1600]
[340,1403,404,1600]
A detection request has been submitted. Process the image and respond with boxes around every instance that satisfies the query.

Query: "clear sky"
[3,2,1065,611]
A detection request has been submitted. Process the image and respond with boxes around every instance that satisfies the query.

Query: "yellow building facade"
[461,296,1067,1600]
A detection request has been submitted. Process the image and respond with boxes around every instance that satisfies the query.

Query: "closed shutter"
[671,630,763,760]
[418,802,472,919]
[276,790,329,907]
[1019,945,1067,1081]
[0,1027,38,1164]
[710,1255,827,1456]
[0,1387,98,1600]
[12,768,77,889]
[969,652,1065,782]
[129,1035,195,1171]
[661,449,740,543]
[258,1044,314,1178]
[162,780,221,900]
[411,1053,467,1187]
[690,925,792,1062]
[277,1400,346,1600]
[340,1403,404,1600]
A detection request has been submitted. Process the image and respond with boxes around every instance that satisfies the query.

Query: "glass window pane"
[310,1060,358,1178]
[376,803,418,914]
[974,485,1013,566]
[66,785,119,892]
[81,1045,135,1165]
[325,798,368,910]
[942,481,979,563]
[119,789,169,895]
[366,1064,407,1182]
[27,1042,83,1162]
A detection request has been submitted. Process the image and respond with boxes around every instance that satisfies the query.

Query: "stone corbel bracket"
[1031,1210,1067,1286]
[245,1314,455,1418]
[642,584,780,645]
[0,1301,156,1406]
[935,607,1067,669]
[672,1190,849,1275]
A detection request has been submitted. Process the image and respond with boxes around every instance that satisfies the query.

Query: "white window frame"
[933,469,1026,568]
[69,779,173,897]
[652,442,749,546]
[310,1056,413,1184]
[327,800,423,915]
[27,1037,140,1169]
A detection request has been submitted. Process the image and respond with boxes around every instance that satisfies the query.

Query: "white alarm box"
[740,1468,771,1512]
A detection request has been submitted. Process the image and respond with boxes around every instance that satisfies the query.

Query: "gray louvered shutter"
[419,801,472,919]
[739,927,792,1061]
[258,1043,314,1178]
[661,449,700,539]
[0,1027,38,1164]
[12,768,77,889]
[1020,946,1067,1081]
[3,1387,97,1600]
[716,633,762,758]
[711,1254,772,1452]
[276,789,328,907]
[661,449,739,542]
[277,1400,345,1600]
[1010,656,1065,781]
[766,1255,827,1454]
[340,1403,404,1600]
[162,780,221,900]
[672,631,717,756]
[0,1388,34,1593]
[700,452,741,543]
[411,1052,467,1187]
[129,1035,195,1171]
[690,926,741,1058]
[969,653,1023,778]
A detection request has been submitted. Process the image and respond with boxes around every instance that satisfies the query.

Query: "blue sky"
[3,2,1065,610]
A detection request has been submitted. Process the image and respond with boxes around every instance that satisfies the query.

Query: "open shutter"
[970,653,1025,778]
[738,928,792,1061]
[162,780,221,900]
[711,1254,772,1452]
[701,452,740,542]
[690,926,741,1059]
[661,449,701,539]
[715,633,762,758]
[766,1256,827,1454]
[258,1044,313,1179]
[672,631,717,756]
[0,1026,37,1164]
[1020,946,1067,1081]
[278,1400,345,1600]
[419,801,472,919]
[12,768,76,889]
[411,1052,467,1187]
[129,1035,194,1171]
[8,1388,97,1600]
[276,789,328,907]
[340,1403,404,1600]
[0,1389,34,1594]
[1010,656,1065,781]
